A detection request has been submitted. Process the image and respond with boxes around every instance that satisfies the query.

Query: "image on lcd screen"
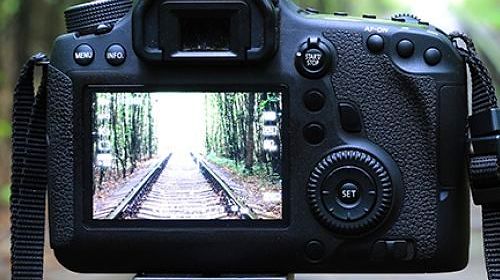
[92,91,283,220]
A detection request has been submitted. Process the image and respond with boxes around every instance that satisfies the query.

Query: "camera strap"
[449,32,500,280]
[10,53,49,280]
[7,34,499,279]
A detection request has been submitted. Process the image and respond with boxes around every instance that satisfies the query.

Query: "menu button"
[74,44,94,66]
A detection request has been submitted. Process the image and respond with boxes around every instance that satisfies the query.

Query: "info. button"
[106,44,127,66]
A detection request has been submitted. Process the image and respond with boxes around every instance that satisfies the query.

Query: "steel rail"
[191,153,258,220]
[105,153,172,219]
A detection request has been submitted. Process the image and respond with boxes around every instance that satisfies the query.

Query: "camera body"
[47,0,469,274]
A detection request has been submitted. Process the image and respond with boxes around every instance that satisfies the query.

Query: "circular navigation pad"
[322,166,377,221]
[307,149,393,236]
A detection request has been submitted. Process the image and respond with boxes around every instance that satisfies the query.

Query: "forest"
[92,91,282,192]
[93,93,157,189]
[204,92,282,179]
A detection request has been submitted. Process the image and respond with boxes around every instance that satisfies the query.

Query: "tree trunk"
[245,93,255,173]
[122,95,130,178]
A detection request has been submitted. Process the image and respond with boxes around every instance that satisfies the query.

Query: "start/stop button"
[295,37,334,79]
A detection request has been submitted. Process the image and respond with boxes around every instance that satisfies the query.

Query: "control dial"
[65,0,133,35]
[391,13,421,24]
[307,149,393,236]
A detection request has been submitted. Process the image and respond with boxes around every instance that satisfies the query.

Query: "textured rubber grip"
[64,0,133,34]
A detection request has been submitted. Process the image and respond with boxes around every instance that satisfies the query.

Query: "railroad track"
[105,154,172,219]
[112,152,257,220]
[192,153,258,220]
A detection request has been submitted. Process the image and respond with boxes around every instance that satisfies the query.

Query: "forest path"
[135,152,230,219]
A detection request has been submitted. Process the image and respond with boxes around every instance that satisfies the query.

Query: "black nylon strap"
[10,54,49,280]
[483,206,500,279]
[450,32,500,280]
[449,32,497,114]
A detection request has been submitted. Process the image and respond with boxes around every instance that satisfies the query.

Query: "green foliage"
[258,96,279,112]
[0,0,20,28]
[206,152,270,178]
[0,184,10,205]
[93,93,157,186]
[205,92,282,177]
[293,0,403,15]
[207,152,247,176]
[460,0,500,29]
[0,119,11,139]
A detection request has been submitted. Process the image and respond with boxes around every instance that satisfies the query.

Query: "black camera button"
[337,182,361,206]
[304,90,325,112]
[397,39,415,58]
[106,44,127,66]
[370,240,415,261]
[303,123,325,145]
[424,47,442,66]
[295,37,333,79]
[305,240,325,262]
[305,7,320,14]
[304,48,325,71]
[334,12,348,16]
[74,44,95,66]
[367,34,384,53]
[339,103,362,133]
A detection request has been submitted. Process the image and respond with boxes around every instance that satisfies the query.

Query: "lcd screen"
[92,91,283,220]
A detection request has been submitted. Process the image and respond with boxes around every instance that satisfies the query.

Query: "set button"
[321,166,377,221]
[337,182,361,206]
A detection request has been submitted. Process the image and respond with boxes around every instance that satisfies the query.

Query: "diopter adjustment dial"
[307,149,393,236]
[64,0,133,35]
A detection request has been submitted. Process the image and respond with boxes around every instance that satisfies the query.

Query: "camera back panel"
[48,0,469,274]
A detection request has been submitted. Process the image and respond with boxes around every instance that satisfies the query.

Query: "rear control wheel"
[307,149,393,236]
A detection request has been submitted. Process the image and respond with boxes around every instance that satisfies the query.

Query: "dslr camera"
[47,0,469,274]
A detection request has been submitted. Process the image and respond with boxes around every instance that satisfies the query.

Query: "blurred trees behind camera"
[0,0,498,206]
